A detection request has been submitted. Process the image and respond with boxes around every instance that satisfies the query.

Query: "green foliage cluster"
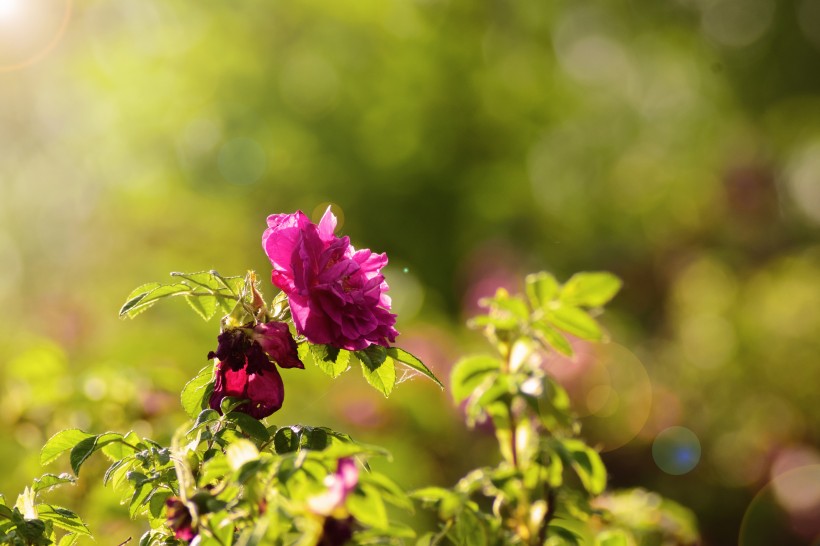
[1,269,698,546]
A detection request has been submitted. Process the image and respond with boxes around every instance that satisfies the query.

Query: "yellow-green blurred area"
[1,0,819,544]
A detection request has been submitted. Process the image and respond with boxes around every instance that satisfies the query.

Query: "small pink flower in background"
[207,322,303,419]
[262,207,398,351]
[308,458,359,516]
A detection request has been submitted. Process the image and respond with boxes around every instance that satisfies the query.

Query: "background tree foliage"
[1,0,819,544]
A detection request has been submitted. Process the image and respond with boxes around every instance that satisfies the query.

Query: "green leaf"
[57,533,80,546]
[450,356,502,403]
[37,505,90,536]
[546,521,583,546]
[148,489,171,520]
[130,484,152,519]
[103,458,136,487]
[560,272,622,307]
[273,427,300,454]
[348,485,389,529]
[358,472,413,511]
[181,366,215,419]
[226,411,270,443]
[118,282,161,317]
[120,271,246,320]
[309,344,351,378]
[357,353,396,397]
[185,294,219,321]
[119,283,191,318]
[526,271,560,309]
[69,436,99,476]
[386,347,443,389]
[32,474,76,494]
[354,522,416,542]
[596,530,632,546]
[531,320,573,356]
[100,431,141,460]
[551,439,607,496]
[40,430,95,466]
[545,304,603,341]
[452,507,487,546]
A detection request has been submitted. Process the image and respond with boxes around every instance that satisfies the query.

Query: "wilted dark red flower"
[207,322,303,419]
[262,207,398,351]
[166,497,196,542]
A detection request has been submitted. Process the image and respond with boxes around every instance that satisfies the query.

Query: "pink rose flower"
[262,207,398,351]
[207,323,303,419]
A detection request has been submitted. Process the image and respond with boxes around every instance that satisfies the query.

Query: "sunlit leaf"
[348,485,388,529]
[37,505,91,536]
[560,272,622,307]
[356,348,396,396]
[545,304,603,341]
[450,355,502,403]
[181,366,215,419]
[386,347,443,389]
[550,438,607,496]
[531,320,573,356]
[32,473,76,494]
[227,411,270,443]
[526,271,560,309]
[40,430,95,467]
[309,344,350,378]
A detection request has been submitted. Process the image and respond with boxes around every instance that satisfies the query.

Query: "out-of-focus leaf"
[560,272,622,307]
[526,271,560,309]
[450,355,502,403]
[545,304,603,341]
[452,507,487,546]
[595,529,633,546]
[348,485,388,529]
[545,520,583,546]
[359,472,413,511]
[531,320,574,356]
[550,439,607,496]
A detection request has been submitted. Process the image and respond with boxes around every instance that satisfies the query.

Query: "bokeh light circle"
[652,426,701,475]
[739,464,820,545]
[575,343,653,452]
[0,0,71,72]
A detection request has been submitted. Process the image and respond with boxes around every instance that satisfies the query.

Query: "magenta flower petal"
[262,209,399,350]
[251,322,303,369]
[209,361,285,419]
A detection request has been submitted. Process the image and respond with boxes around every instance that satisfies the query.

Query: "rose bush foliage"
[0,210,700,546]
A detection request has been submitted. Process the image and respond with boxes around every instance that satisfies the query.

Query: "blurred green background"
[2,0,820,544]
